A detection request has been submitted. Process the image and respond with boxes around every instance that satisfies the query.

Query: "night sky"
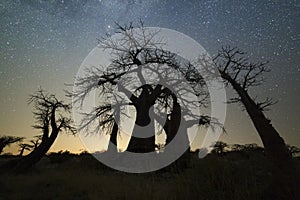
[0,0,299,154]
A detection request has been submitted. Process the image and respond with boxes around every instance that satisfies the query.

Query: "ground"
[0,151,299,200]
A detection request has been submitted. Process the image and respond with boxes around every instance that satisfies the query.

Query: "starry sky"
[0,0,299,154]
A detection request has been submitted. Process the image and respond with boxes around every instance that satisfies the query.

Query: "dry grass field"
[1,151,298,200]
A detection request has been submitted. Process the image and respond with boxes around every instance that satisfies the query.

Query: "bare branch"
[29,89,76,136]
[214,46,275,111]
[256,97,278,111]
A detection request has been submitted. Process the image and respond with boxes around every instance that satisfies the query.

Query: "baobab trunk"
[220,71,299,198]
[220,71,290,165]
[14,130,59,171]
[126,132,155,153]
[164,100,182,145]
[164,97,190,153]
[126,107,156,153]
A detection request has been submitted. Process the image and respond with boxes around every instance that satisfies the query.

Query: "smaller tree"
[29,135,42,150]
[211,141,228,157]
[0,136,24,154]
[230,144,245,152]
[243,143,263,152]
[14,89,76,171]
[18,143,33,156]
[286,145,300,157]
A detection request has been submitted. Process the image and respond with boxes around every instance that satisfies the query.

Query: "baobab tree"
[212,47,300,197]
[71,23,216,153]
[0,135,23,154]
[17,135,42,157]
[213,46,291,167]
[13,89,76,171]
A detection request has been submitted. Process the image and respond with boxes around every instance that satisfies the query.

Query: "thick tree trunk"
[13,130,59,171]
[122,84,191,153]
[164,97,190,153]
[126,108,156,153]
[220,71,290,165]
[220,71,299,198]
[164,100,181,145]
[126,135,156,153]
[126,86,158,153]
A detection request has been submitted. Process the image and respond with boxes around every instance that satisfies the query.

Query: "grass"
[0,152,298,200]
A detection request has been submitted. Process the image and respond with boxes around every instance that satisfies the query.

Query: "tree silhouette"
[243,143,264,152]
[29,135,42,150]
[286,145,300,157]
[0,136,24,154]
[230,144,245,152]
[211,141,228,156]
[13,89,76,171]
[229,143,265,153]
[71,22,216,153]
[213,46,291,166]
[212,46,300,196]
[18,143,33,156]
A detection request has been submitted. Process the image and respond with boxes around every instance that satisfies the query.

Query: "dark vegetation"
[0,144,299,200]
[0,136,24,154]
